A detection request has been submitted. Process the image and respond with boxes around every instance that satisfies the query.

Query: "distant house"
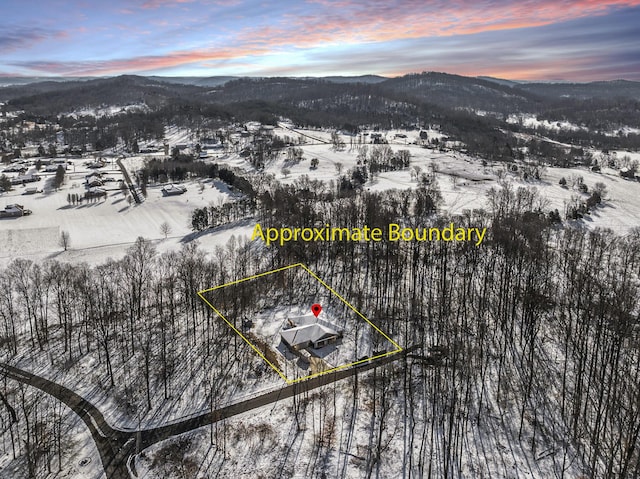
[281,322,340,350]
[10,174,40,185]
[3,164,27,173]
[86,174,103,187]
[140,145,159,153]
[200,137,220,147]
[68,147,83,156]
[86,159,106,169]
[0,204,31,218]
[85,187,107,199]
[161,184,187,196]
[371,133,386,144]
[44,164,64,172]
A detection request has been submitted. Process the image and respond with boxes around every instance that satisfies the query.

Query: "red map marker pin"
[311,303,322,317]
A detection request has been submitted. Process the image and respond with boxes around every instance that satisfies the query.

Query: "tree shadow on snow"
[180,217,254,243]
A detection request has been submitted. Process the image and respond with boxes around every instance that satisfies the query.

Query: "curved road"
[0,362,132,479]
[0,347,413,478]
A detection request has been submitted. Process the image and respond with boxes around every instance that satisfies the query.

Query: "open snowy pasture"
[0,159,245,267]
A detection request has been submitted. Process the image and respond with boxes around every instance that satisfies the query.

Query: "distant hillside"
[148,74,388,87]
[321,75,388,84]
[2,75,206,113]
[0,76,93,88]
[476,76,523,87]
[3,72,639,112]
[378,72,543,112]
[148,76,239,87]
[2,73,639,137]
[518,80,640,100]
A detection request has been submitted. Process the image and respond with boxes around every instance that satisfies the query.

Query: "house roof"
[162,184,187,195]
[281,323,338,348]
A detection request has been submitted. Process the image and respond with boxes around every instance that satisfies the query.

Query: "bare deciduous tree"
[160,222,172,239]
[59,231,70,251]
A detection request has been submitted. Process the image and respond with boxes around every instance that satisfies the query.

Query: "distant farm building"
[10,174,40,185]
[86,174,103,187]
[86,159,106,169]
[161,184,187,196]
[0,204,31,218]
[85,187,107,199]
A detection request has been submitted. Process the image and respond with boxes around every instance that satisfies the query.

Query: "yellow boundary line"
[197,263,403,384]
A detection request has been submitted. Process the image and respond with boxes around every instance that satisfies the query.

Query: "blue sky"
[1,0,639,80]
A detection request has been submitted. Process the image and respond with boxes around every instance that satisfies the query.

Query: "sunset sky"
[1,0,639,81]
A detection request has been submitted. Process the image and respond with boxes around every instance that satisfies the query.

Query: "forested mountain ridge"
[3,72,639,158]
[3,72,639,114]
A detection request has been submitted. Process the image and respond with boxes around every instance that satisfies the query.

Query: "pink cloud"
[286,1,639,45]
[8,0,640,79]
[139,0,196,8]
[12,45,271,76]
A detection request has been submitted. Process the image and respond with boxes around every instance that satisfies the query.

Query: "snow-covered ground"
[507,113,586,132]
[65,103,149,119]
[0,158,250,268]
[251,128,640,234]
[2,125,640,478]
[3,128,640,272]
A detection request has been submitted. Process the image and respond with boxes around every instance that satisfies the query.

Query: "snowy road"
[0,345,414,478]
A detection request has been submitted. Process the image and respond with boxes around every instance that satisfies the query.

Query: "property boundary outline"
[197,263,403,384]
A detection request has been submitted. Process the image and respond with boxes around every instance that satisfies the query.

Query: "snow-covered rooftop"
[280,322,339,349]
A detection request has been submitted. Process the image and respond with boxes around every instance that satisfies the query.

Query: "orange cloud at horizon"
[8,0,640,79]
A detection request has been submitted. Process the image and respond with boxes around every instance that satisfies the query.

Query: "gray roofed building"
[281,322,340,350]
[161,184,187,196]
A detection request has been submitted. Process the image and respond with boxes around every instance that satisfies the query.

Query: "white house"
[281,322,340,350]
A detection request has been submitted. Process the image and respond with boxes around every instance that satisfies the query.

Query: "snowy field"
[0,157,251,268]
[258,127,640,234]
[3,128,640,272]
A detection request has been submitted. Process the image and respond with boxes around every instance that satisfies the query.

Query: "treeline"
[141,158,255,198]
[191,198,256,231]
[262,183,640,478]
[0,238,259,476]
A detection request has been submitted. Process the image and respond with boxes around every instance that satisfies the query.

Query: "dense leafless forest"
[1,180,639,477]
